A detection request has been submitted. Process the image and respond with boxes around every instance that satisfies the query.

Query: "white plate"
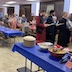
[38,42,53,50]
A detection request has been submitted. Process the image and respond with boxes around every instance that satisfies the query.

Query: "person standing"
[57,12,71,47]
[36,10,48,43]
[46,10,57,44]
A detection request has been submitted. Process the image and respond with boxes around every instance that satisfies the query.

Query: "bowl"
[48,48,66,58]
[38,44,48,50]
[38,42,53,50]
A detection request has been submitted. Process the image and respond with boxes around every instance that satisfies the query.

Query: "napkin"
[65,61,72,69]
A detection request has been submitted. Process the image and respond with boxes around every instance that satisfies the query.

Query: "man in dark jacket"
[46,10,56,44]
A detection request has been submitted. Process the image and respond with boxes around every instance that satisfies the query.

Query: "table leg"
[17,58,44,72]
[34,66,44,72]
[38,67,40,71]
[14,37,15,43]
[30,61,32,72]
[25,58,27,72]
[43,70,45,72]
[16,37,19,42]
[17,57,30,72]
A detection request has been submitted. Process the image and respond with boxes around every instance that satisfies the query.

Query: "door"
[19,4,31,21]
[7,7,14,15]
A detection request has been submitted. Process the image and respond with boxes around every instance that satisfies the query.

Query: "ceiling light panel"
[6,1,16,4]
[27,0,37,1]
[2,4,10,6]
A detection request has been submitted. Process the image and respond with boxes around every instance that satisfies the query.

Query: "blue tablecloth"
[0,26,23,36]
[12,43,72,72]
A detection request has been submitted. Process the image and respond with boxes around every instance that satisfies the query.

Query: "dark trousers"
[46,26,56,44]
[46,32,56,44]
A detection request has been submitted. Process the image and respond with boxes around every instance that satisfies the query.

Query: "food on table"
[54,44,63,48]
[49,48,66,54]
[48,48,66,58]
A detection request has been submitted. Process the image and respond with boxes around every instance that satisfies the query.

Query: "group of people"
[0,14,27,29]
[36,10,72,47]
[0,10,72,47]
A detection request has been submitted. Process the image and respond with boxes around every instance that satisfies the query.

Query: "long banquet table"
[12,43,72,72]
[0,26,23,37]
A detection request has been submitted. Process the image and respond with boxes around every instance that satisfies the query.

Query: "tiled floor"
[0,37,39,72]
[0,36,72,72]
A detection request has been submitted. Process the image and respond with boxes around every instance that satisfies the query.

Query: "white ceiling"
[0,0,54,5]
[0,0,33,7]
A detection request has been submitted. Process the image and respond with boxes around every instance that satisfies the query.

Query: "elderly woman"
[22,14,27,23]
[57,12,71,47]
[8,15,17,29]
[2,14,9,27]
[17,17,23,29]
[29,16,36,35]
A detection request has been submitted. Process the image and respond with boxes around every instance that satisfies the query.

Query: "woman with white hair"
[57,12,71,47]
[8,15,17,29]
[22,14,27,23]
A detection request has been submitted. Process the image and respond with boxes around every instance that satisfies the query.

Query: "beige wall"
[40,0,64,20]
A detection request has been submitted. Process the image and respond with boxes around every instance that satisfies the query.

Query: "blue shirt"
[22,17,27,23]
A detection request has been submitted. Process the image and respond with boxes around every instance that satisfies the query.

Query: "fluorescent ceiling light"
[6,1,16,4]
[27,0,37,1]
[2,4,10,6]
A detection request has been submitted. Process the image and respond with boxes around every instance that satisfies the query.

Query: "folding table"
[12,43,72,72]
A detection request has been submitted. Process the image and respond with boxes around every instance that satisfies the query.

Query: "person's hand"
[1,22,4,24]
[44,24,48,27]
[29,21,31,23]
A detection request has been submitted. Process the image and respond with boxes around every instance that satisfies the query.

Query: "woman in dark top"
[36,10,48,43]
[57,12,71,47]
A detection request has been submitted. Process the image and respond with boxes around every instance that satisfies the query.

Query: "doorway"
[19,4,31,21]
[7,7,14,15]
